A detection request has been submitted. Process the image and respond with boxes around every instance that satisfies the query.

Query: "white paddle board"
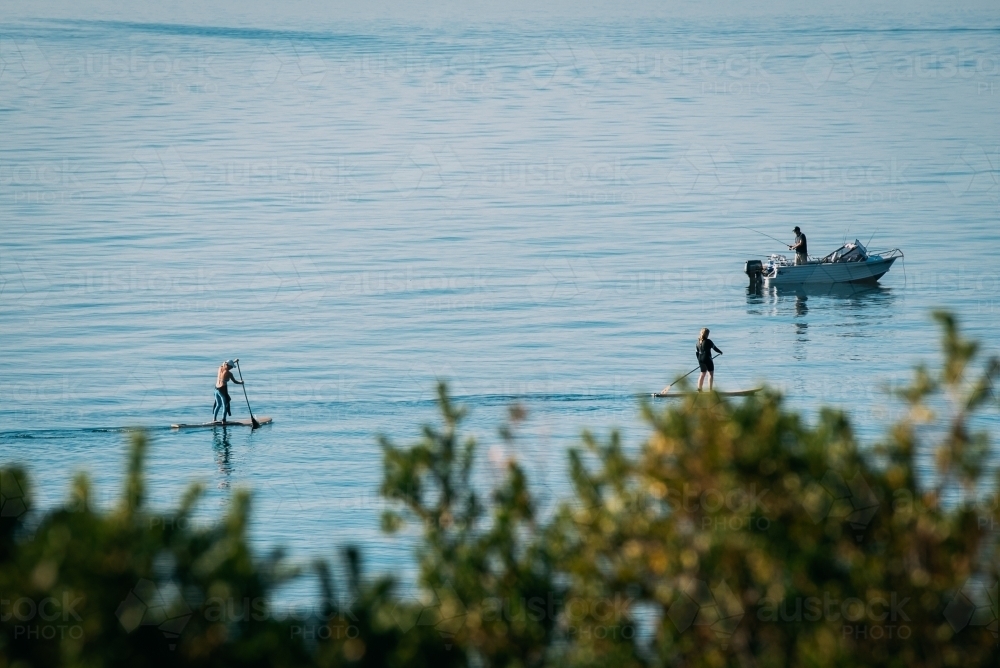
[650,388,762,398]
[171,417,272,429]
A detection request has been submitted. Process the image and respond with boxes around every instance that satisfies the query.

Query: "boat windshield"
[822,239,869,263]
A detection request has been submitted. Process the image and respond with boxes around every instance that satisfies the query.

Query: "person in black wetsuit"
[696,328,723,391]
[789,226,808,265]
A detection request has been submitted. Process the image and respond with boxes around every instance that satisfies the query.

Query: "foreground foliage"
[1,311,998,667]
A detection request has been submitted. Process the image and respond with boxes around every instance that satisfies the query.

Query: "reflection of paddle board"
[171,417,272,429]
[650,388,762,398]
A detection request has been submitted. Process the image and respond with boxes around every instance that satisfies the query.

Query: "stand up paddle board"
[171,417,272,429]
[650,388,762,398]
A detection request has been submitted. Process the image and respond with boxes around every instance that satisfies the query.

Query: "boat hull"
[763,257,896,286]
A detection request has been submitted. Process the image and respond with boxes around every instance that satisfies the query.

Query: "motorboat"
[745,240,902,287]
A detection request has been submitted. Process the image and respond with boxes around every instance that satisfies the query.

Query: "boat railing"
[870,248,904,260]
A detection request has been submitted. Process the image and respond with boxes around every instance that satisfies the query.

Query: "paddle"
[234,359,261,429]
[659,354,721,395]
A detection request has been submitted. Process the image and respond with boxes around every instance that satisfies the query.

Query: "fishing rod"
[741,226,791,247]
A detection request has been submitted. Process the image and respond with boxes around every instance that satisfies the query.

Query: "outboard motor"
[745,259,763,290]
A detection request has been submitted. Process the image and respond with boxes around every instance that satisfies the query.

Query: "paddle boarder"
[213,360,243,423]
[789,226,808,265]
[696,328,723,392]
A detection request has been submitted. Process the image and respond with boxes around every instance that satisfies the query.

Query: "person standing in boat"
[789,226,808,265]
[213,359,243,423]
[696,328,723,392]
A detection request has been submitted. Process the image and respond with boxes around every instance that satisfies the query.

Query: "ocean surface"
[2,8,999,602]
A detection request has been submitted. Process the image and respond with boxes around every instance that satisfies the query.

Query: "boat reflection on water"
[747,282,897,344]
[748,281,895,305]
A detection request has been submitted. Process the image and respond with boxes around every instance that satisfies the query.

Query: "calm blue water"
[2,10,999,599]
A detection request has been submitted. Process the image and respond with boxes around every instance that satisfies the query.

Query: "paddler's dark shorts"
[699,359,714,373]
